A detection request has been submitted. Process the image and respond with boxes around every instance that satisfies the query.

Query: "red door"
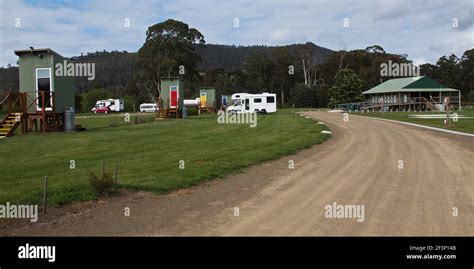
[170,87,178,108]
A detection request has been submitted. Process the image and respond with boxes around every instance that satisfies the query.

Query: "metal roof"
[362,76,459,94]
[14,48,62,57]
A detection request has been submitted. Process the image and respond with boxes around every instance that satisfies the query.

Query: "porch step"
[156,109,166,119]
[0,112,23,138]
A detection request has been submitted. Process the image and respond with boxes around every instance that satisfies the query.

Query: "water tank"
[184,98,200,107]
[64,107,75,131]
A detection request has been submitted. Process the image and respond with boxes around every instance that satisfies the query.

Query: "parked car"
[94,106,110,114]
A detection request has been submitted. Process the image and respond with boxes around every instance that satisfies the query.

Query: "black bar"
[0,237,472,266]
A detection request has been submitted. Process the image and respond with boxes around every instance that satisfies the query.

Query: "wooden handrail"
[0,93,9,106]
[22,91,55,112]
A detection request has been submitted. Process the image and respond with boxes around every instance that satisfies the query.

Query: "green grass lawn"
[0,109,329,207]
[353,109,474,134]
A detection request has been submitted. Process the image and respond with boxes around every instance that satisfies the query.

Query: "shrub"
[134,116,146,124]
[186,107,198,116]
[88,170,116,197]
[468,91,474,102]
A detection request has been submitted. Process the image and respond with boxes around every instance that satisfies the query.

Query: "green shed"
[160,77,184,109]
[14,48,75,114]
[157,77,184,118]
[199,87,216,112]
[0,48,76,137]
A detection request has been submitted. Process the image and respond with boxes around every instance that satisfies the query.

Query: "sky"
[0,0,473,67]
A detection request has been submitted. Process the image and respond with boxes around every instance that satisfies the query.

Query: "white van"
[140,103,157,113]
[227,92,277,114]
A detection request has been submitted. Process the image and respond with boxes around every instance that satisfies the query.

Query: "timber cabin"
[336,76,461,112]
[0,48,76,138]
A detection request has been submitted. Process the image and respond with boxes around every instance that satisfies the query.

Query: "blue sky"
[1,0,473,67]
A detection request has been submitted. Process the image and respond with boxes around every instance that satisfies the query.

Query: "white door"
[35,68,53,111]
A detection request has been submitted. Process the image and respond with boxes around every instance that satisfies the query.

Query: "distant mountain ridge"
[195,42,334,71]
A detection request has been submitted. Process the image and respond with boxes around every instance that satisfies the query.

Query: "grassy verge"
[352,109,474,134]
[0,109,329,207]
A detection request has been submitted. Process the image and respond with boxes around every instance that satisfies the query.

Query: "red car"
[93,106,110,114]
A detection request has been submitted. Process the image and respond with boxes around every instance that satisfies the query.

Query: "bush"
[287,83,330,108]
[75,93,83,112]
[468,91,474,102]
[328,69,364,107]
[82,88,112,113]
[122,95,137,112]
[187,107,198,116]
[88,170,116,196]
[134,116,146,124]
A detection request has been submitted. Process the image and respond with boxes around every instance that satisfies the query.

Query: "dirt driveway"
[2,111,473,236]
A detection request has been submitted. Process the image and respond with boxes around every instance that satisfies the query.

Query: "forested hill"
[0,42,333,93]
[195,43,334,71]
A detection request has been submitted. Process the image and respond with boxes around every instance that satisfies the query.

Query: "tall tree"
[459,49,473,97]
[328,69,364,107]
[433,54,462,91]
[271,47,295,104]
[298,42,320,87]
[241,53,274,93]
[134,19,205,99]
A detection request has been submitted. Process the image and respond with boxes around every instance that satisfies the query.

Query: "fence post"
[42,176,48,214]
[114,162,118,184]
[102,159,105,177]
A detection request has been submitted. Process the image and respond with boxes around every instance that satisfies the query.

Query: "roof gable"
[402,76,447,89]
[362,76,458,94]
[362,76,421,94]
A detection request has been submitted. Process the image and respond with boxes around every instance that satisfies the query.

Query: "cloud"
[0,0,473,66]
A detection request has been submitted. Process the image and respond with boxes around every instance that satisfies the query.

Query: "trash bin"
[182,106,187,118]
[64,107,75,131]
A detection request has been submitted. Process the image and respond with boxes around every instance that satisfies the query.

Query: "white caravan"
[139,103,157,112]
[227,93,277,114]
[92,99,124,112]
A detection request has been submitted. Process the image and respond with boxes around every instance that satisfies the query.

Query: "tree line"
[1,19,473,112]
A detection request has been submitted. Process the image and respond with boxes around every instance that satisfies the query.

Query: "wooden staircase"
[0,112,23,138]
[422,97,439,111]
[156,109,166,119]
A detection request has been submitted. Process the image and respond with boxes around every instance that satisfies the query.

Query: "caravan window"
[267,96,275,103]
[254,98,262,103]
[234,100,241,106]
